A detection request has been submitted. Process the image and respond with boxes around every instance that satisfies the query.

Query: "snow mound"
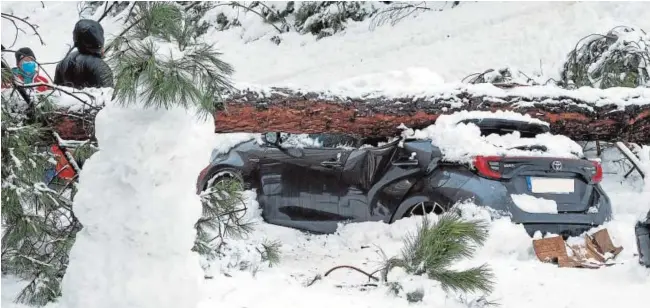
[60,97,212,308]
[405,110,582,164]
[511,194,559,214]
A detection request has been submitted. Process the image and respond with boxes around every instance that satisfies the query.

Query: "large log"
[214,85,650,144]
[52,84,650,144]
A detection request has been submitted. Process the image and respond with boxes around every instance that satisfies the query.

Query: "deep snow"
[2,1,650,308]
[58,92,211,308]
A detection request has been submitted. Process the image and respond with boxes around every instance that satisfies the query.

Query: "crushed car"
[197,111,612,237]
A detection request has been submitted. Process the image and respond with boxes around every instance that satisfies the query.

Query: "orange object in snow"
[50,144,76,180]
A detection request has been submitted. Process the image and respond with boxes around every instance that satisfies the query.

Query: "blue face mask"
[20,61,37,78]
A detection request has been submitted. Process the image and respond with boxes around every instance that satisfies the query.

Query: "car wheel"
[402,201,446,218]
[203,168,245,193]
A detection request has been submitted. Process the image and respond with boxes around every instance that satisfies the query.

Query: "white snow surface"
[511,194,559,214]
[404,110,582,164]
[3,1,650,308]
[58,92,212,308]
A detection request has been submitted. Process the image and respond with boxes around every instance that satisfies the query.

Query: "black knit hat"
[15,47,36,63]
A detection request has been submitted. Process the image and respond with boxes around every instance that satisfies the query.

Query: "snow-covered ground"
[2,1,650,308]
[4,146,648,308]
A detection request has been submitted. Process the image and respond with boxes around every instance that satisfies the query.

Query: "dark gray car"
[197,118,612,237]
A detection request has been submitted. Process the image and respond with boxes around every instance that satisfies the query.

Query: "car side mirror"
[262,132,280,145]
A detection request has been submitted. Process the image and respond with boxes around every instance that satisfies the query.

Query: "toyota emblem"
[551,161,563,171]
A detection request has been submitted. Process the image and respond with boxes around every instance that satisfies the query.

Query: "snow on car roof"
[402,110,583,164]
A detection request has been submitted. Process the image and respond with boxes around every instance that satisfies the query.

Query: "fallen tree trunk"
[214,86,650,144]
[53,85,650,144]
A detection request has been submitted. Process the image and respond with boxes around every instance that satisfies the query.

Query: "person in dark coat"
[54,19,113,89]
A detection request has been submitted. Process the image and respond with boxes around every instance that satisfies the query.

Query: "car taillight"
[591,160,603,183]
[473,155,502,179]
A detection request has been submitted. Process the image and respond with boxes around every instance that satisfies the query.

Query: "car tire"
[203,168,245,193]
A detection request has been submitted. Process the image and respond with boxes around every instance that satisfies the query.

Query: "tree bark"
[213,87,650,144]
[52,86,650,144]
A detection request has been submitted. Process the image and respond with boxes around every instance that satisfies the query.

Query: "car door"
[256,137,353,232]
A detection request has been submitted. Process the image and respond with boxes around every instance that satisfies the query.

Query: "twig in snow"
[323,265,379,281]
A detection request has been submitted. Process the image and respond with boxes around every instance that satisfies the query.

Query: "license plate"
[527,177,574,194]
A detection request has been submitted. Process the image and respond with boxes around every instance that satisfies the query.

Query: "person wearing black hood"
[54,19,114,89]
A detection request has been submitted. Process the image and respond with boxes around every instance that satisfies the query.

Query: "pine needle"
[385,212,494,295]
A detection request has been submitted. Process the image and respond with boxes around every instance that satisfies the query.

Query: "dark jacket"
[54,19,113,89]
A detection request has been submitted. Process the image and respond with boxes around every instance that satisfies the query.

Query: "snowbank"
[197,194,649,308]
[59,95,212,308]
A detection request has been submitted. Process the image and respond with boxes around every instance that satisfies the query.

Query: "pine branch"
[430,265,494,293]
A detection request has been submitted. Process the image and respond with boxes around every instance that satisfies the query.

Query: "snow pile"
[511,194,559,214]
[404,110,582,163]
[202,200,649,308]
[59,96,213,308]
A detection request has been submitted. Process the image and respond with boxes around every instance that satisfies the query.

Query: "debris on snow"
[532,229,623,269]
